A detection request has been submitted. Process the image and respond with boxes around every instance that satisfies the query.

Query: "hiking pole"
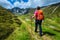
[30,16,32,27]
[30,16,34,27]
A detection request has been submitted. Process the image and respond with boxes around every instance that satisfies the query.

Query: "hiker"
[32,6,44,36]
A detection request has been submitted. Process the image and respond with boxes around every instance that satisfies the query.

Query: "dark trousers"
[35,20,42,36]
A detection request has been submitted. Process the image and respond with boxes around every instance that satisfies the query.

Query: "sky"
[0,0,60,9]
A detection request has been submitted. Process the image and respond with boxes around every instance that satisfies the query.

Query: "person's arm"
[32,14,35,18]
[32,10,37,18]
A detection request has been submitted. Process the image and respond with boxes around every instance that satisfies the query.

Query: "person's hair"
[37,6,41,10]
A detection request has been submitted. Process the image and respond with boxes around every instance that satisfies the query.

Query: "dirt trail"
[18,17,52,40]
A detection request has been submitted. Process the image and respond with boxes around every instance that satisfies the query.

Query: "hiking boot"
[39,33,43,36]
[35,31,38,33]
[40,34,43,37]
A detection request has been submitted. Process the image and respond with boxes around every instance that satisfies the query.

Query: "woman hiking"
[32,6,44,36]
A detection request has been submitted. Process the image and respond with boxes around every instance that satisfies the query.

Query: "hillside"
[43,3,60,23]
[0,6,22,40]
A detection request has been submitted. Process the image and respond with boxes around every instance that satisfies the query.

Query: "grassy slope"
[42,4,60,29]
[0,6,31,40]
[6,24,31,40]
[18,4,60,40]
[0,6,21,40]
[42,4,60,40]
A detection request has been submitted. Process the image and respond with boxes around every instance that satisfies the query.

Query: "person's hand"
[42,20,44,23]
[32,16,34,18]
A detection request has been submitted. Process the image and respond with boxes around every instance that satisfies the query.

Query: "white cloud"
[14,0,31,8]
[0,0,60,9]
[0,0,14,9]
[0,0,31,9]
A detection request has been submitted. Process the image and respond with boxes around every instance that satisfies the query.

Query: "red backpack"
[36,10,44,20]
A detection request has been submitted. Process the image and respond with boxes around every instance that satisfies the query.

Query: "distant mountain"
[8,7,29,14]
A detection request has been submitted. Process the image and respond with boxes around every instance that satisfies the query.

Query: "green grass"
[0,6,31,40]
[0,6,22,40]
[6,24,31,40]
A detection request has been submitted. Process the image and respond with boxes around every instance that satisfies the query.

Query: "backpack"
[36,10,44,20]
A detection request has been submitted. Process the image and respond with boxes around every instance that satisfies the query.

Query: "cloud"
[0,0,31,9]
[0,0,14,9]
[14,0,31,8]
[0,0,60,9]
